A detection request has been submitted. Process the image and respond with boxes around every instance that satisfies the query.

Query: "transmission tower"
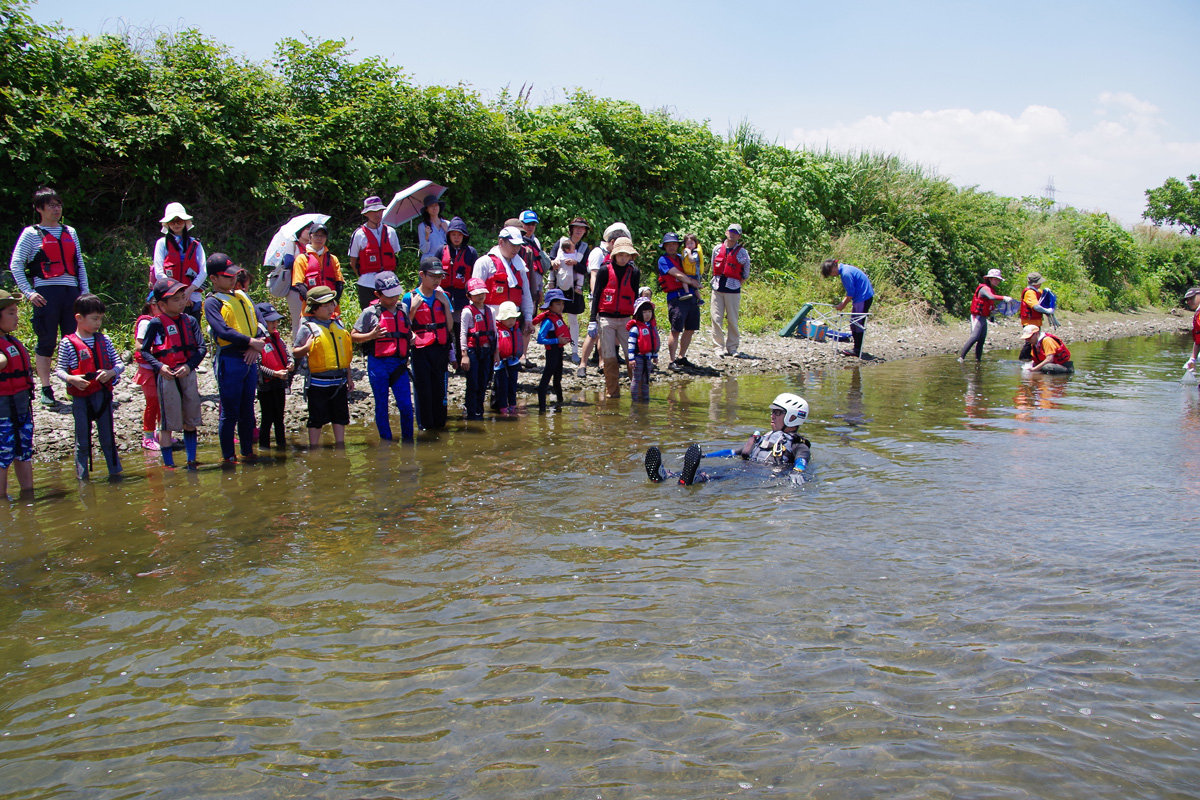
[1042,176,1057,208]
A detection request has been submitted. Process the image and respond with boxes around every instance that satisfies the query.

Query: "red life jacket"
[1035,333,1071,365]
[532,311,571,348]
[64,333,113,397]
[300,250,339,289]
[1019,286,1044,326]
[713,242,745,280]
[485,254,525,307]
[133,314,153,366]
[969,283,995,317]
[521,242,544,275]
[370,300,411,360]
[598,257,636,316]
[441,245,471,290]
[162,235,201,284]
[657,253,684,293]
[152,313,199,369]
[1192,308,1200,345]
[0,334,33,397]
[465,304,496,350]
[357,225,396,274]
[497,324,523,360]
[261,329,289,372]
[31,226,79,280]
[625,318,660,355]
[410,292,449,348]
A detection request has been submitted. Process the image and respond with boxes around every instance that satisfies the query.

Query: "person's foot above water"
[645,446,665,483]
[679,443,702,486]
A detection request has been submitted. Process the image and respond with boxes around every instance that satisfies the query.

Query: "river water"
[1,334,1197,799]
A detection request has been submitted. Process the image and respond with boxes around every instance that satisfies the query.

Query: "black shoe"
[679,443,702,486]
[644,446,665,483]
[675,356,693,368]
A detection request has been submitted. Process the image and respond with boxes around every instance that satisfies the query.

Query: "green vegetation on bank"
[2,0,1198,337]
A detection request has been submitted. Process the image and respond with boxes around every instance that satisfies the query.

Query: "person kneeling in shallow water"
[1021,324,1074,374]
[645,393,811,486]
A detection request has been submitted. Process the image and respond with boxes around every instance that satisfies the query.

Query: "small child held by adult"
[294,286,355,447]
[141,279,207,469]
[351,272,414,441]
[645,394,811,486]
[532,288,570,412]
[626,295,659,402]
[493,301,523,416]
[255,302,292,449]
[57,294,124,480]
[460,278,497,420]
[0,290,35,496]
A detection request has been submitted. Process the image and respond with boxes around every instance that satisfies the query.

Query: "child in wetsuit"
[645,393,811,485]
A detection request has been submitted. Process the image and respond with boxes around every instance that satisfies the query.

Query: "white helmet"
[771,393,808,427]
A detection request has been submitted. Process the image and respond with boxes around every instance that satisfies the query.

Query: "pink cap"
[467,278,488,295]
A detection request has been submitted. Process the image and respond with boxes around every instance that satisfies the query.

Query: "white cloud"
[787,94,1200,226]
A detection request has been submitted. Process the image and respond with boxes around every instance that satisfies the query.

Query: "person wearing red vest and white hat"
[1182,287,1200,377]
[8,187,90,408]
[958,268,1012,362]
[151,202,208,321]
[348,194,401,310]
[710,223,751,358]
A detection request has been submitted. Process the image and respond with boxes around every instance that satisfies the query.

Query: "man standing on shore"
[710,223,750,358]
[821,258,874,358]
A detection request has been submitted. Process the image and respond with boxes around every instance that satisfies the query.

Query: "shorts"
[0,393,34,467]
[668,298,701,332]
[157,370,203,431]
[306,382,349,429]
[31,285,81,357]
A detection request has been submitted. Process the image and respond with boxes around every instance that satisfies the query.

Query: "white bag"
[267,262,292,298]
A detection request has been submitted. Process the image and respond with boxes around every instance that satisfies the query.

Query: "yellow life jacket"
[305,319,352,373]
[214,290,259,348]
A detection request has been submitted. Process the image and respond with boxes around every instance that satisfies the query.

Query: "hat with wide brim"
[603,222,631,242]
[541,288,567,309]
[496,301,522,321]
[0,289,21,309]
[362,195,387,214]
[159,202,195,234]
[609,237,639,259]
[569,217,590,231]
[985,268,1003,280]
[1183,287,1200,301]
[1021,324,1041,339]
[1027,272,1044,286]
[306,286,338,308]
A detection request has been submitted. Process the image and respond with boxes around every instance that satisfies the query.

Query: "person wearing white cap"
[8,186,90,407]
[472,226,534,328]
[711,223,751,357]
[958,268,1012,362]
[151,202,207,319]
[349,194,401,310]
[1021,324,1073,374]
[578,222,631,377]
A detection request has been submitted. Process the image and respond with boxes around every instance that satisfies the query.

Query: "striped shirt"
[54,333,124,386]
[9,225,89,297]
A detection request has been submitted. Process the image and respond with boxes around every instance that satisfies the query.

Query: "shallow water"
[1,334,1198,799]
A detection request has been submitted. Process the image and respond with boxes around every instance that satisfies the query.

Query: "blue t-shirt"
[839,264,874,303]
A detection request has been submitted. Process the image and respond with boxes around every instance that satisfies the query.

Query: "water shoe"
[645,446,665,483]
[679,443,702,486]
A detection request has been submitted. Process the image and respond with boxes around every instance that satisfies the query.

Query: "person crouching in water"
[293,286,354,447]
[493,301,523,415]
[351,272,413,441]
[532,288,570,412]
[626,295,659,402]
[1021,324,1074,374]
[958,268,1011,362]
[645,393,811,486]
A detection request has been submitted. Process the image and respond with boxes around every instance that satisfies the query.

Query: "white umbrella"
[263,213,331,266]
[382,180,447,227]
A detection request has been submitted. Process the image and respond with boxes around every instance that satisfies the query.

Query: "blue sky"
[33,0,1200,225]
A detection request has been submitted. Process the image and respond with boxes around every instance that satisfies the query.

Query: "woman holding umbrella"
[263,214,324,335]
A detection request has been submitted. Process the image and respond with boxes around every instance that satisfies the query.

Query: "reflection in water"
[1,334,1199,799]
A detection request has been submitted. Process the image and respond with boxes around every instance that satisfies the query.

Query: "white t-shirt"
[348,224,401,288]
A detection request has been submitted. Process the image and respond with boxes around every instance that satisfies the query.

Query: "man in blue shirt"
[821,258,874,358]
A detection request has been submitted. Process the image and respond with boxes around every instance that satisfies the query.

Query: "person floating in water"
[645,393,811,485]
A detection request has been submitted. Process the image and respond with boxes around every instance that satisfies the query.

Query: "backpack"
[267,254,294,298]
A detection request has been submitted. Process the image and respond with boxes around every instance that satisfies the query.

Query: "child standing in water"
[140,279,206,469]
[532,288,570,412]
[460,279,497,420]
[351,272,414,441]
[57,294,124,480]
[134,294,164,451]
[0,290,35,496]
[294,286,354,447]
[646,394,811,486]
[493,301,523,415]
[626,295,659,402]
[255,302,292,449]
